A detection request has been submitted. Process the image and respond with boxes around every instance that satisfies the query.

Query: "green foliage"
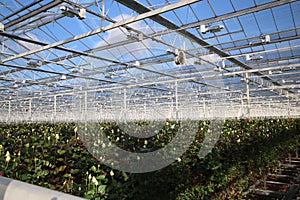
[0,118,299,199]
[0,123,108,199]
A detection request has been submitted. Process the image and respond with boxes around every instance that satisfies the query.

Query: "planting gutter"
[0,176,85,200]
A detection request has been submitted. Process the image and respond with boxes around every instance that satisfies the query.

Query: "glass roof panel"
[291,1,300,27]
[208,0,235,16]
[0,0,299,121]
[255,9,277,34]
[231,0,255,11]
[191,1,214,20]
[239,14,261,37]
[272,4,295,31]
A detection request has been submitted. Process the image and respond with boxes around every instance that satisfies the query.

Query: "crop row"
[0,118,299,199]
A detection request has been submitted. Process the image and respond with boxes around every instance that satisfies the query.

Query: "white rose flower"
[110,170,114,177]
[92,176,99,186]
[5,151,11,162]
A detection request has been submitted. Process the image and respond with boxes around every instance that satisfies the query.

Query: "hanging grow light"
[268,70,282,75]
[27,60,42,68]
[60,6,86,20]
[249,34,270,46]
[200,24,224,34]
[127,31,143,41]
[60,75,67,80]
[282,79,294,84]
[105,73,115,79]
[194,60,202,65]
[174,49,186,65]
[0,23,4,32]
[71,68,84,73]
[213,65,221,72]
[127,61,140,67]
[245,54,263,61]
[167,49,186,65]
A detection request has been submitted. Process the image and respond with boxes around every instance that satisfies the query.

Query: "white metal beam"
[1,0,200,63]
[162,0,297,33]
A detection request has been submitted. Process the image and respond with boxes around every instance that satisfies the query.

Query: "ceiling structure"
[0,0,299,122]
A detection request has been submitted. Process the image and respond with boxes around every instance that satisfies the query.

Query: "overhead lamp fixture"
[268,70,282,75]
[60,75,67,80]
[174,49,186,65]
[126,61,140,67]
[213,65,221,72]
[133,61,140,67]
[221,59,226,68]
[282,79,294,84]
[200,24,224,34]
[0,23,4,32]
[166,49,186,65]
[194,60,202,65]
[71,68,84,73]
[127,31,143,41]
[282,66,296,71]
[60,6,86,20]
[105,73,114,79]
[27,60,42,68]
[245,54,263,61]
[249,34,270,46]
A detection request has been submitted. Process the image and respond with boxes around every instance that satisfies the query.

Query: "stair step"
[282,164,300,169]
[265,180,290,185]
[268,173,294,178]
[253,189,284,198]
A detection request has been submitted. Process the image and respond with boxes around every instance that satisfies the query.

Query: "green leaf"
[63,173,71,178]
[97,185,106,194]
[122,171,129,181]
[20,174,29,181]
[55,165,67,174]
[90,165,97,172]
[70,169,80,174]
[57,149,66,155]
[97,175,106,180]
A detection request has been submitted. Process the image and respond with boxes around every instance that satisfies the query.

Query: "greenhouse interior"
[0,0,300,199]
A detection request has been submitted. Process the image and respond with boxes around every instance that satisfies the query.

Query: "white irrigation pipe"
[0,176,85,200]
